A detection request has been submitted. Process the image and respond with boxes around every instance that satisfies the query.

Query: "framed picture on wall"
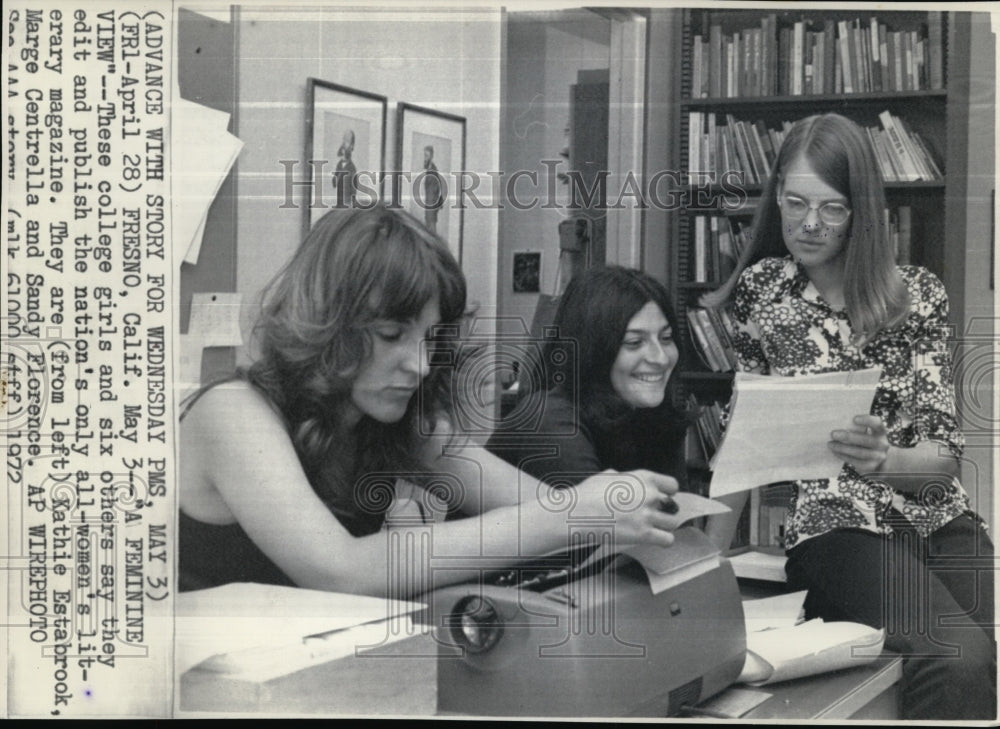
[395,102,466,263]
[512,251,542,293]
[304,78,387,235]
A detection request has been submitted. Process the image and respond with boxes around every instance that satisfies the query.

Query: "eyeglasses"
[778,195,851,226]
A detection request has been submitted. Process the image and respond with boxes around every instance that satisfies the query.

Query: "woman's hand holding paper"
[828,414,890,476]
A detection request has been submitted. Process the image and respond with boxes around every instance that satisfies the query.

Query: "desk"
[180,630,901,719]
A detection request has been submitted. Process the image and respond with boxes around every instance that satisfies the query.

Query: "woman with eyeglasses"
[703,113,995,720]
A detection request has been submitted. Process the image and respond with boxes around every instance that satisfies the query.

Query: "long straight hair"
[703,114,909,345]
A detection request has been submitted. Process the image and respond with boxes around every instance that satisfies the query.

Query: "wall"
[957,14,996,522]
[234,6,502,363]
[497,10,610,331]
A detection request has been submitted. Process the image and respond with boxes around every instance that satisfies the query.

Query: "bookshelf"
[667,9,971,553]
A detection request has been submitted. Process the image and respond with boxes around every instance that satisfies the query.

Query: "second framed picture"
[395,103,466,262]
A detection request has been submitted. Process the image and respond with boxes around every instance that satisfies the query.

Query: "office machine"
[429,527,747,717]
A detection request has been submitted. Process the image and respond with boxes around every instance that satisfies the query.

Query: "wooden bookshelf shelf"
[683,89,947,109]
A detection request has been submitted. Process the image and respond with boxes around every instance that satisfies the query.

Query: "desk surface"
[180,629,901,719]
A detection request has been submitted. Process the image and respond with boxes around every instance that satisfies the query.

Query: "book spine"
[792,21,804,95]
[710,24,723,98]
[892,32,902,92]
[869,17,881,92]
[762,15,773,96]
[850,18,863,93]
[928,11,943,90]
[837,20,853,94]
[697,214,706,281]
[879,111,919,181]
[692,35,703,99]
[897,205,912,265]
[859,17,872,92]
[903,31,913,92]
[878,23,889,93]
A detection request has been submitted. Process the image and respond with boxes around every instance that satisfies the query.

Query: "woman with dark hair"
[488,265,691,489]
[179,206,679,596]
[704,113,995,720]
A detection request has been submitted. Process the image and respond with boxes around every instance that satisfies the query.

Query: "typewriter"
[428,526,746,717]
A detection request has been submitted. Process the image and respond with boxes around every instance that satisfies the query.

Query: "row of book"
[687,205,912,287]
[687,395,725,467]
[687,111,942,184]
[749,483,795,549]
[687,306,738,373]
[871,111,942,182]
[687,112,787,184]
[690,13,944,99]
[689,213,748,283]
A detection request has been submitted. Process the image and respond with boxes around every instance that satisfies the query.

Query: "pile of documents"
[738,590,885,686]
[176,583,425,680]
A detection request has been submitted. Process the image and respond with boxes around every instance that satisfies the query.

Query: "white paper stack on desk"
[176,582,425,680]
[738,590,885,686]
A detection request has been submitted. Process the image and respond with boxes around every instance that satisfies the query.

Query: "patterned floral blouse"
[732,256,973,549]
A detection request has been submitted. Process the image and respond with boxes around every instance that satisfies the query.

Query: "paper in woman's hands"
[709,368,882,497]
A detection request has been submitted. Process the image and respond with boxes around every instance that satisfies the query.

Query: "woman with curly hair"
[179,206,679,596]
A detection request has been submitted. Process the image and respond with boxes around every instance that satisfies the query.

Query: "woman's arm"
[184,385,678,598]
[829,415,960,494]
[828,271,963,494]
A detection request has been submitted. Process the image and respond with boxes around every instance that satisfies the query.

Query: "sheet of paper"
[175,582,424,676]
[170,98,244,267]
[728,550,788,582]
[626,526,721,595]
[738,619,885,686]
[187,292,244,345]
[195,616,422,682]
[710,368,883,497]
[742,590,807,633]
[662,491,732,529]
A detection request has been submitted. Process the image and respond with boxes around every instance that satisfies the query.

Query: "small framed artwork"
[304,78,387,235]
[395,102,466,262]
[512,251,542,294]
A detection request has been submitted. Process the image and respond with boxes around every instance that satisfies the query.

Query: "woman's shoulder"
[182,379,284,433]
[897,264,946,298]
[894,265,949,326]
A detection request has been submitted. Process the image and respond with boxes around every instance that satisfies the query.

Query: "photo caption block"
[4,2,173,717]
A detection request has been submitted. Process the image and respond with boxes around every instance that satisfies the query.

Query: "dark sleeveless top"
[178,377,389,591]
[179,511,295,590]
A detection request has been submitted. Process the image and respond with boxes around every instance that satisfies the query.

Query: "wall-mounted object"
[304,78,388,235]
[512,251,542,293]
[395,102,466,263]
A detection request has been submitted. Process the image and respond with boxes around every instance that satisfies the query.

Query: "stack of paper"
[171,98,244,267]
[737,591,885,685]
[176,583,425,678]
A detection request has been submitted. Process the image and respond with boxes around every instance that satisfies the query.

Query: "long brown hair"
[703,113,909,345]
[246,204,467,534]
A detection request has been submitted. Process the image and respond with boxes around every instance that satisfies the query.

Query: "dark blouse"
[486,387,689,490]
[179,511,295,591]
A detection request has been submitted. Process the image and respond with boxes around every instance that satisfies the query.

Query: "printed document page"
[710,369,882,497]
